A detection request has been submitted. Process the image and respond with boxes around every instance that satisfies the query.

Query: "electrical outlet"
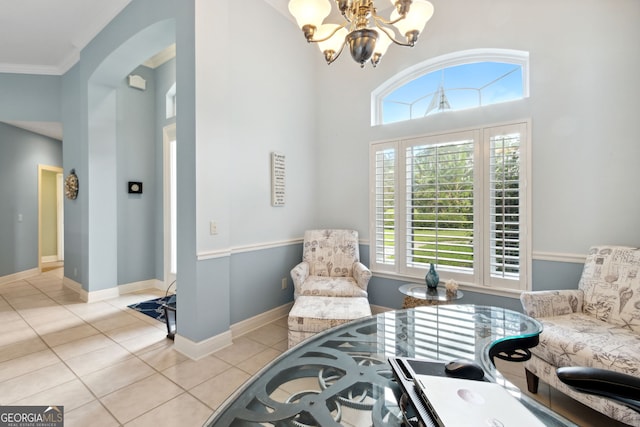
[210,221,217,235]
[281,278,287,290]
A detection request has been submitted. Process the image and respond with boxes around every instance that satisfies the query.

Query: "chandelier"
[288,0,434,68]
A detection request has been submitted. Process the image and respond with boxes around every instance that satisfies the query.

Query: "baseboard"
[63,277,88,302]
[63,277,165,303]
[170,303,293,360]
[41,255,59,263]
[174,330,233,360]
[64,280,120,303]
[0,268,39,286]
[230,302,293,338]
[118,279,165,294]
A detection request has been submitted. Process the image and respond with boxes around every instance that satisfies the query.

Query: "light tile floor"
[0,268,628,426]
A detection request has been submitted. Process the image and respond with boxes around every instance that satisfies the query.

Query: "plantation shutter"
[369,121,529,290]
[485,125,525,287]
[372,144,397,268]
[405,137,475,271]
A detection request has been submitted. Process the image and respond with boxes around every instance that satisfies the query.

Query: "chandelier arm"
[308,23,348,43]
[341,11,353,24]
[372,12,407,27]
[373,21,413,47]
[326,41,347,65]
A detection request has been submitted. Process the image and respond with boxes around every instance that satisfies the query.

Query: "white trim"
[174,331,233,361]
[532,251,586,264]
[230,303,293,338]
[38,164,64,273]
[197,237,303,261]
[195,237,376,261]
[86,287,120,303]
[41,255,59,263]
[144,44,176,69]
[62,276,83,296]
[172,303,293,360]
[197,249,232,261]
[163,124,177,285]
[373,270,524,299]
[56,173,64,262]
[63,278,120,303]
[63,277,165,303]
[231,238,304,254]
[118,279,165,294]
[0,268,39,286]
[0,62,66,76]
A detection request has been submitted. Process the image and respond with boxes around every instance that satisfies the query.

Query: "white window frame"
[369,121,531,292]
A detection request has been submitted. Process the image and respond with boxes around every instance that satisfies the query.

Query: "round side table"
[399,283,464,308]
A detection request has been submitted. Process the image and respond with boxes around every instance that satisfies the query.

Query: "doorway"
[163,123,177,287]
[38,165,64,272]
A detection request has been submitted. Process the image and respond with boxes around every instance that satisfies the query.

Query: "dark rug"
[128,294,176,322]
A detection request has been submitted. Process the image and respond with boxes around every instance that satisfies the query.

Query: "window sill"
[372,270,525,300]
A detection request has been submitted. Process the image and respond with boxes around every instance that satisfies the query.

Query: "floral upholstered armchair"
[520,245,640,426]
[290,229,372,299]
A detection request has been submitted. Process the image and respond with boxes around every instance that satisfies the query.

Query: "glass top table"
[398,283,464,303]
[205,305,576,427]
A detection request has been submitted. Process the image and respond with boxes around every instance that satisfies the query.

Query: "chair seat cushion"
[299,276,367,298]
[288,296,371,334]
[533,313,640,376]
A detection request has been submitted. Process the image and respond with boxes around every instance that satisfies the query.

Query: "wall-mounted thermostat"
[128,181,143,194]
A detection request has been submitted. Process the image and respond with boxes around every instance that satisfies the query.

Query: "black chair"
[556,367,640,414]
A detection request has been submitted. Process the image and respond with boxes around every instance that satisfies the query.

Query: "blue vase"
[425,263,439,289]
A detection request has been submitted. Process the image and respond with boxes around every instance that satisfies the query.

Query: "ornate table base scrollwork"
[206,305,575,427]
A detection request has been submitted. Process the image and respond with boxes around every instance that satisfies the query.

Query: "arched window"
[372,49,529,125]
[369,49,532,292]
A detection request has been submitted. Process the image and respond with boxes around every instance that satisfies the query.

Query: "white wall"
[312,0,640,254]
[195,0,318,255]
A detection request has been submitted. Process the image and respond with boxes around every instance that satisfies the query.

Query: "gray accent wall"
[0,123,62,276]
[117,65,158,285]
[229,245,300,324]
[60,1,175,291]
[0,74,61,121]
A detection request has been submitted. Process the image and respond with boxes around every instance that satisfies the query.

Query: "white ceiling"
[0,0,291,141]
[0,0,132,75]
[0,0,294,75]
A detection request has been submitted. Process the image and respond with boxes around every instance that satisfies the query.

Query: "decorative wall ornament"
[64,169,79,200]
[271,152,285,207]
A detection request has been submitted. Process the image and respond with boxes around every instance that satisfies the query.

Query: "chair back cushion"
[579,245,640,332]
[302,229,360,277]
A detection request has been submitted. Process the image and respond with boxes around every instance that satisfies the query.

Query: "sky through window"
[382,61,524,124]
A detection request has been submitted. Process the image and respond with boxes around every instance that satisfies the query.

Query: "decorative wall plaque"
[271,152,285,207]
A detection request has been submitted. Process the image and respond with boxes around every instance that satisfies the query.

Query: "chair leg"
[525,368,539,393]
